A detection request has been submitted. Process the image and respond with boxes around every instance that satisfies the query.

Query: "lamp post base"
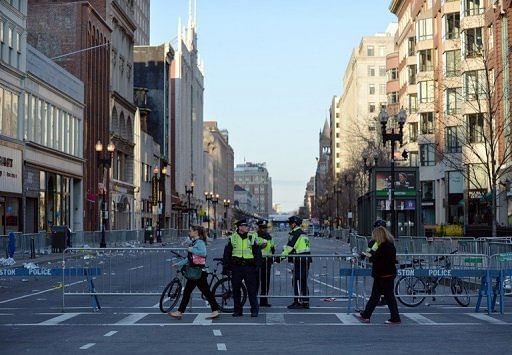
[100,226,106,248]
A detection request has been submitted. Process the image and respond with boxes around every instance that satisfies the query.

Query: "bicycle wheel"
[451,277,470,307]
[395,276,427,307]
[159,278,182,313]
[212,277,247,313]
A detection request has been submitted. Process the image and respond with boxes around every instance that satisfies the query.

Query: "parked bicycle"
[159,252,247,313]
[394,250,470,307]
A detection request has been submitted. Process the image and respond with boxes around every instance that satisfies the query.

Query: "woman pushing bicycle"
[168,225,220,320]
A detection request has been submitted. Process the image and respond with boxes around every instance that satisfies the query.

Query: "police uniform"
[282,218,311,309]
[223,219,261,317]
[256,220,275,307]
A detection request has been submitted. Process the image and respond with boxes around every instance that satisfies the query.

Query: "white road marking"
[79,343,96,350]
[0,280,86,304]
[39,313,80,325]
[310,278,344,292]
[104,330,118,337]
[115,313,148,325]
[403,313,437,325]
[128,266,144,271]
[217,343,227,351]
[335,313,365,325]
[467,313,507,324]
[213,329,222,336]
[152,302,160,308]
[192,313,213,325]
[266,313,285,325]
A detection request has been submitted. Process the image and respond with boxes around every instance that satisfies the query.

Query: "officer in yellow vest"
[223,218,262,317]
[282,215,312,309]
[256,220,275,307]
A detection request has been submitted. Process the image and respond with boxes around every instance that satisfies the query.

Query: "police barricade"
[62,247,187,310]
[489,253,512,314]
[342,253,506,315]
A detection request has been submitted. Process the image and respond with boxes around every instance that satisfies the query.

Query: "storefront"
[0,145,23,235]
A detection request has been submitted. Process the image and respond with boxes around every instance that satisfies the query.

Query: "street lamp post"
[362,152,379,193]
[185,181,195,228]
[95,140,115,248]
[223,199,231,234]
[153,165,167,243]
[204,192,212,237]
[345,174,354,233]
[379,107,407,238]
[334,185,341,229]
[211,194,219,239]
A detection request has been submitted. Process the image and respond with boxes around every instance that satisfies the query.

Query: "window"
[336,142,340,148]
[419,49,433,72]
[488,25,494,50]
[379,66,386,76]
[420,112,435,134]
[8,27,12,48]
[369,102,376,113]
[336,122,339,128]
[387,68,398,80]
[0,88,3,134]
[409,122,418,142]
[465,27,483,57]
[446,88,462,114]
[445,126,462,153]
[419,80,434,103]
[368,66,375,76]
[378,46,386,56]
[379,84,386,95]
[445,13,460,40]
[388,92,399,104]
[464,70,485,100]
[467,113,484,143]
[420,144,436,166]
[445,50,461,77]
[0,20,3,44]
[408,94,417,113]
[408,37,416,56]
[367,45,374,56]
[417,18,433,41]
[369,84,375,95]
[408,65,417,84]
[421,181,435,200]
[464,0,483,16]
[409,151,419,167]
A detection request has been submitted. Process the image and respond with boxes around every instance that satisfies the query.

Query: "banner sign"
[0,267,102,277]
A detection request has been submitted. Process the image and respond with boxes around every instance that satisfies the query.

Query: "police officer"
[223,218,261,317]
[282,215,312,309]
[256,220,275,307]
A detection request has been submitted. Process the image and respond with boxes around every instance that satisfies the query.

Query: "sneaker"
[354,313,370,323]
[206,310,219,320]
[287,302,303,309]
[259,303,272,307]
[168,311,183,320]
[302,303,310,309]
[385,319,401,325]
[232,312,243,317]
[251,312,258,318]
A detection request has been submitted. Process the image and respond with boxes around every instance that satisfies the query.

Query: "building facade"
[133,0,149,45]
[27,0,111,232]
[0,0,27,235]
[234,162,273,218]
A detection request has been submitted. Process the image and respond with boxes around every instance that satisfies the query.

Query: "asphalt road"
[0,231,511,354]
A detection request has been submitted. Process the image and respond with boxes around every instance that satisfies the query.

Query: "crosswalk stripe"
[467,313,508,325]
[403,313,437,325]
[79,343,95,350]
[115,313,148,325]
[266,313,285,325]
[335,313,365,325]
[192,313,212,325]
[38,313,80,325]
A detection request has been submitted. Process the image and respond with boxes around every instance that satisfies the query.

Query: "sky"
[150,0,396,212]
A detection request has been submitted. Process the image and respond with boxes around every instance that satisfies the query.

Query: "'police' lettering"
[428,269,451,277]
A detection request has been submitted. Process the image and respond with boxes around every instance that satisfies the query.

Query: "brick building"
[27,0,111,231]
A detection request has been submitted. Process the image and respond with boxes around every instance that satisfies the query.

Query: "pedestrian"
[355,224,401,324]
[168,225,220,320]
[223,218,262,317]
[256,220,275,307]
[282,215,312,309]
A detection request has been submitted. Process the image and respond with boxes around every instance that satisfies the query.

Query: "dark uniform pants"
[232,265,259,314]
[361,276,400,321]
[293,257,310,304]
[258,258,273,304]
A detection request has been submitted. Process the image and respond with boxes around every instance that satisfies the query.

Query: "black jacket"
[369,241,397,278]
[223,232,261,267]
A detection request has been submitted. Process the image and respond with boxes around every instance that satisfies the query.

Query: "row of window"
[0,18,23,70]
[0,86,18,138]
[368,66,386,77]
[368,84,387,96]
[366,45,388,57]
[23,93,82,158]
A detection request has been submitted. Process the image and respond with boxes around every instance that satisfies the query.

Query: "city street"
[0,233,510,354]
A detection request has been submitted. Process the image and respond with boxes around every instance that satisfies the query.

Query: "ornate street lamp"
[95,140,115,248]
[379,107,407,238]
[205,191,213,237]
[223,199,231,233]
[153,165,167,242]
[185,181,195,227]
[211,194,219,239]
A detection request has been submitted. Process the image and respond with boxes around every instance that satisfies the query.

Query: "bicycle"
[159,251,186,313]
[208,258,247,313]
[395,250,470,307]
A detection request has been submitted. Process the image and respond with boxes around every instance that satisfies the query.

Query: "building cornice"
[389,0,405,15]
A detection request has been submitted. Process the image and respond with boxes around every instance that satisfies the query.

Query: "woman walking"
[355,226,401,324]
[168,225,220,320]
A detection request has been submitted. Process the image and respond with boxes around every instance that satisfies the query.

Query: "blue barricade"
[0,267,101,277]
